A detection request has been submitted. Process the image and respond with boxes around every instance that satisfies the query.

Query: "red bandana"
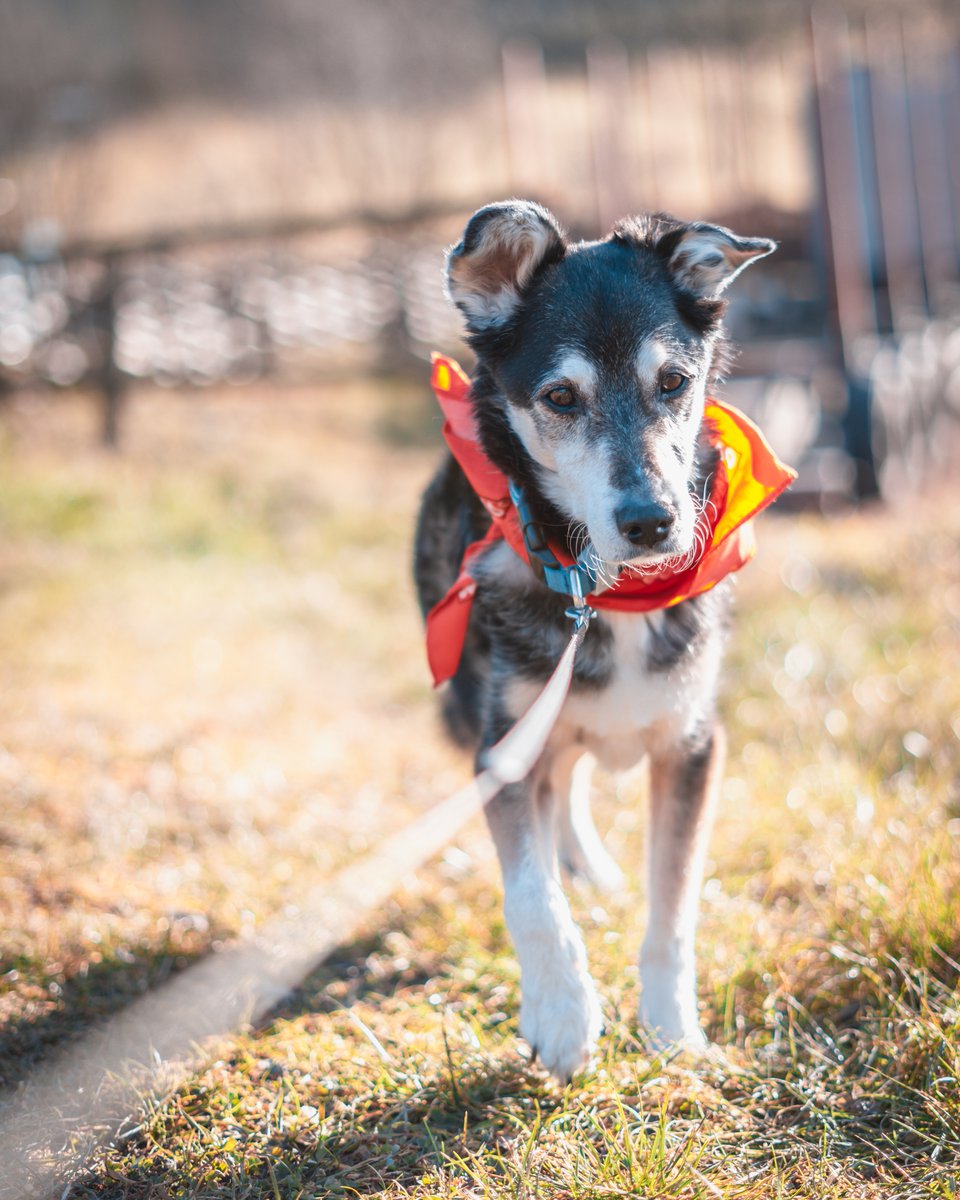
[425,353,796,686]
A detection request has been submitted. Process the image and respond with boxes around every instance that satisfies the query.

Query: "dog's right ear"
[446,201,565,331]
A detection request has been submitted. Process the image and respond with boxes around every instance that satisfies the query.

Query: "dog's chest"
[558,610,720,767]
[485,544,724,765]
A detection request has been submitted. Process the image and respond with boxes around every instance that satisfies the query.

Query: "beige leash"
[0,609,593,1199]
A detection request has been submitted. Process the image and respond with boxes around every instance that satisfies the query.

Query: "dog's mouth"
[624,545,690,572]
[582,513,709,589]
[622,484,716,578]
[578,540,689,592]
[560,478,714,591]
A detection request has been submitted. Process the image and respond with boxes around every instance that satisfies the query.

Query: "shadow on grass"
[97,1051,554,1199]
[76,901,960,1197]
[267,930,438,1024]
[263,879,509,1026]
[0,940,212,1089]
[278,1053,554,1198]
[222,905,574,1195]
[81,902,554,1198]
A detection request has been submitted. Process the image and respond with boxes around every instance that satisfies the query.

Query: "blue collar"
[508,479,598,609]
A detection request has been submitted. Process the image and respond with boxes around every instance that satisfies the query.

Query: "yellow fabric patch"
[707,402,785,544]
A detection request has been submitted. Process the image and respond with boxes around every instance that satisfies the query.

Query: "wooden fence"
[0,17,958,492]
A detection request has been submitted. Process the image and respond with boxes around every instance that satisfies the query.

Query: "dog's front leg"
[485,767,603,1081]
[639,724,725,1048]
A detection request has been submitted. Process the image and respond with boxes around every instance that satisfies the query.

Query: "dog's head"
[446,200,775,579]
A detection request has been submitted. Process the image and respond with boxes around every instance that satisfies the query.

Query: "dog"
[414,200,782,1081]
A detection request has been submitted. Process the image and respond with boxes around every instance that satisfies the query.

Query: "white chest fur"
[506,609,722,770]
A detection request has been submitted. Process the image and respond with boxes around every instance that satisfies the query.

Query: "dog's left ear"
[663,223,776,298]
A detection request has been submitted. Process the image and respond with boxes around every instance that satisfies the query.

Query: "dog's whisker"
[586,545,620,591]
[570,522,591,561]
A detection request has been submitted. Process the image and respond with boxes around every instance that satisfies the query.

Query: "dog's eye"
[543,386,577,412]
[661,372,688,396]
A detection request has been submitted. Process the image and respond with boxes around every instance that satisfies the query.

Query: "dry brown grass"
[1,382,959,1197]
[0,380,463,1084]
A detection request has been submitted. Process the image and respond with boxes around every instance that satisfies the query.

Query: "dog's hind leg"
[552,746,626,892]
[485,762,603,1081]
[638,724,725,1049]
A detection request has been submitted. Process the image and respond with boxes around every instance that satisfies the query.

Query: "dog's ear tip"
[462,199,566,245]
[667,222,777,297]
[446,199,566,331]
[462,197,562,228]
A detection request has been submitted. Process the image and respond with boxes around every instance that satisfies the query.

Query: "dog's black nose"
[616,501,675,548]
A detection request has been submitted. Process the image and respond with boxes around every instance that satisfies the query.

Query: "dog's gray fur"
[415,200,774,1079]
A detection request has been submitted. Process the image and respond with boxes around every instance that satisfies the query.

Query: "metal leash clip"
[564,566,596,631]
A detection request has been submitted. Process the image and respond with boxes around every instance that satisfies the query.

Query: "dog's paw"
[638,1018,709,1057]
[638,964,706,1053]
[519,965,603,1082]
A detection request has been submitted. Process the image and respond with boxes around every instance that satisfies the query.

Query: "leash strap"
[353,609,593,884]
[0,611,595,1193]
[481,607,592,786]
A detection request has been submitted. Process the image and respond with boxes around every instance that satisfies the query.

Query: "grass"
[0,382,959,1198]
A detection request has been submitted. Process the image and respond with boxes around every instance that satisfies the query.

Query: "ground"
[0,381,958,1198]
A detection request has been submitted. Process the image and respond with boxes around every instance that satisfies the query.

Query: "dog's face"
[446,201,774,577]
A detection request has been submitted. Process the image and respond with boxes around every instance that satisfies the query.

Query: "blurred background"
[1,0,959,500]
[3,7,960,1186]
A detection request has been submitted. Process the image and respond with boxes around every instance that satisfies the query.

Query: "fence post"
[903,30,957,313]
[587,39,634,230]
[96,251,126,447]
[809,7,876,364]
[501,39,552,202]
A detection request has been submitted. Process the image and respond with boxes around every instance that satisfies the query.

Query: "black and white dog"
[414,200,776,1080]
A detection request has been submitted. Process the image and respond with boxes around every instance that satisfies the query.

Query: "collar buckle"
[508,479,597,624]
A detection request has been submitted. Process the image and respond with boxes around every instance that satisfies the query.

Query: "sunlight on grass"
[1,387,959,1197]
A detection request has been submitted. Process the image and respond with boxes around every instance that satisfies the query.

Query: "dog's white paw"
[519,962,603,1082]
[639,1018,709,1057]
[638,962,706,1052]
